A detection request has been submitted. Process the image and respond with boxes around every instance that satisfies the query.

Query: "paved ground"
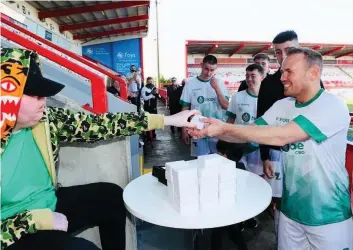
[138,102,276,250]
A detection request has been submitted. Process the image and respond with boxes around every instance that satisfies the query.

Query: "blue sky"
[143,0,353,81]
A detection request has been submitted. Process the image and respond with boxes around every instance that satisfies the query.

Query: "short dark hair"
[286,47,323,73]
[246,63,265,75]
[130,64,136,68]
[216,140,243,162]
[203,54,217,65]
[272,30,298,44]
[253,53,270,62]
[146,76,153,81]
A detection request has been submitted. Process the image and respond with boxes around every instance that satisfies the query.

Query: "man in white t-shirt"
[190,47,352,250]
[180,54,229,157]
[226,63,265,176]
[126,65,142,107]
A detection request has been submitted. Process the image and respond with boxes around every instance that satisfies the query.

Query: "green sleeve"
[47,107,150,143]
[225,111,236,119]
[179,100,191,107]
[1,211,37,249]
[254,117,269,126]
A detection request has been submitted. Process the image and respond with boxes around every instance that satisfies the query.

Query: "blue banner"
[82,38,141,76]
[82,43,113,69]
[112,38,140,76]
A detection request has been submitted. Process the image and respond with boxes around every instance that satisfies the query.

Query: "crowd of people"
[184,30,352,250]
[1,29,352,250]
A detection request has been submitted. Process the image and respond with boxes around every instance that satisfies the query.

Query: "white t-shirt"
[126,72,142,93]
[227,90,263,175]
[180,76,229,157]
[180,76,229,121]
[226,90,258,125]
[255,89,351,226]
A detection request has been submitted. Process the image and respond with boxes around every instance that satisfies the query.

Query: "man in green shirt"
[0,48,199,250]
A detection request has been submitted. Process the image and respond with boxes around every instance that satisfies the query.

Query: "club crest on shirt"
[197,96,205,104]
[242,112,251,122]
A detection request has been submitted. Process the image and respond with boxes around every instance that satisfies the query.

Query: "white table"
[123,169,272,230]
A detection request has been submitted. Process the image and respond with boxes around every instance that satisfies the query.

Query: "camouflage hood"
[0,48,41,155]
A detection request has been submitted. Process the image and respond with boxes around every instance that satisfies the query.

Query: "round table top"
[123,169,272,229]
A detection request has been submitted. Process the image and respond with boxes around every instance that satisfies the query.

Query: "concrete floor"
[138,102,276,250]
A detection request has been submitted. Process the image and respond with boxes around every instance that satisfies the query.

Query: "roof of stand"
[27,1,150,42]
[186,40,353,58]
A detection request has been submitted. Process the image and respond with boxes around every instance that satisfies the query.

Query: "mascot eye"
[1,81,17,92]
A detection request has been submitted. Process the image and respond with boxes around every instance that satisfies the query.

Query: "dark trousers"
[8,183,126,250]
[211,225,248,250]
[169,108,182,133]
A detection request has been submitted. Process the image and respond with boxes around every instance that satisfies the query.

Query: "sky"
[142,0,353,81]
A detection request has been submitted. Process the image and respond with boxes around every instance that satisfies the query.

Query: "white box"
[198,154,224,169]
[199,178,218,203]
[219,158,237,182]
[219,179,236,192]
[219,181,236,207]
[165,160,186,181]
[200,201,217,212]
[172,165,199,201]
[219,196,236,206]
[173,191,198,206]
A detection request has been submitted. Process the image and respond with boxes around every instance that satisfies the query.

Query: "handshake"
[165,110,227,141]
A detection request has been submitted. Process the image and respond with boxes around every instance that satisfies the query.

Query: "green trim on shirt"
[254,117,268,126]
[246,90,258,98]
[225,111,236,119]
[293,115,327,143]
[295,89,324,108]
[196,76,211,83]
[180,100,191,107]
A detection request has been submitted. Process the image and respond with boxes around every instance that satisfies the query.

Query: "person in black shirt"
[107,75,121,97]
[167,77,183,134]
[238,53,271,92]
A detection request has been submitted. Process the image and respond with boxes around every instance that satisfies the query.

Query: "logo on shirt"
[281,142,305,154]
[197,96,216,104]
[242,112,251,122]
[197,96,205,104]
[242,113,255,122]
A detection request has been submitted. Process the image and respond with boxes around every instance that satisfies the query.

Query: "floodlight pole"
[155,0,161,88]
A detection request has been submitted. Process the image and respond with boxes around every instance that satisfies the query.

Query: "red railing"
[1,15,128,102]
[158,88,168,105]
[1,25,108,113]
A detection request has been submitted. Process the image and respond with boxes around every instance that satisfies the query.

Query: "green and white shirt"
[255,89,351,226]
[226,90,258,125]
[180,76,229,121]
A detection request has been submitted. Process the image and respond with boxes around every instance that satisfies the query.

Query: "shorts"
[278,212,353,250]
[264,149,283,198]
[240,149,263,176]
[191,137,218,157]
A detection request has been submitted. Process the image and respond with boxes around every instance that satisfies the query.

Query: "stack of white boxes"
[165,154,237,215]
[165,160,199,215]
